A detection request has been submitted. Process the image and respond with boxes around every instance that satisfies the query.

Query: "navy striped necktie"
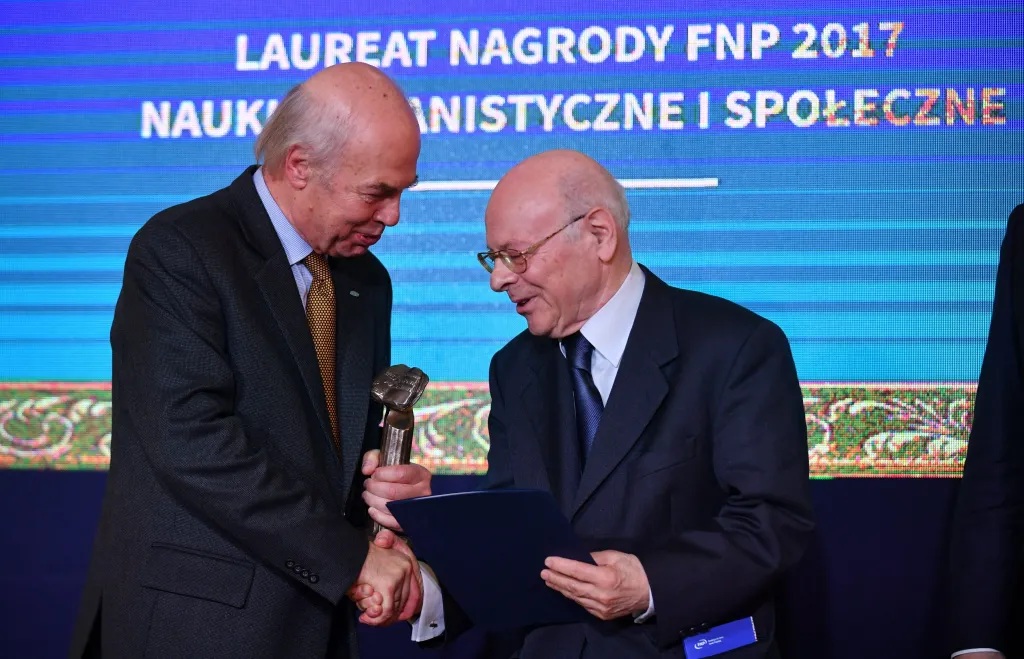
[562,332,604,464]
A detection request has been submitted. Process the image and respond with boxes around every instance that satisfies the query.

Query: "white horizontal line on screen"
[409,178,720,192]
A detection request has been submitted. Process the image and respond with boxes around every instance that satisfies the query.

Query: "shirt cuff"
[633,584,655,623]
[952,650,1002,658]
[409,562,445,642]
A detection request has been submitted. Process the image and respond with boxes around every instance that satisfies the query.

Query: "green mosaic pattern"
[0,383,974,477]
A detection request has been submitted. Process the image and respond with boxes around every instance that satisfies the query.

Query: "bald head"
[488,150,630,237]
[256,63,419,178]
[304,61,406,102]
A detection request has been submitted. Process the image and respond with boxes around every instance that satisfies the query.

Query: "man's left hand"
[361,449,432,532]
[541,551,650,621]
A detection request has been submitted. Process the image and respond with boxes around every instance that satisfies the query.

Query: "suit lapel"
[233,168,338,457]
[570,272,678,519]
[331,261,375,505]
[231,167,346,501]
[254,258,338,454]
[516,339,581,516]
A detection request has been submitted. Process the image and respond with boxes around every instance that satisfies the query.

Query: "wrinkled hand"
[361,449,432,532]
[347,534,422,626]
[541,550,650,621]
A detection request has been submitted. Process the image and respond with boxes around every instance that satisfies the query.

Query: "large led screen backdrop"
[1,1,1021,477]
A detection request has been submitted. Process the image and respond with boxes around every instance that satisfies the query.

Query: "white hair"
[254,83,350,180]
[559,166,631,233]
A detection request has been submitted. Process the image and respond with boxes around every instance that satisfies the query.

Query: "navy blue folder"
[388,489,595,631]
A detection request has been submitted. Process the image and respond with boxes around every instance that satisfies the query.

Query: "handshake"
[345,448,654,630]
[346,448,432,626]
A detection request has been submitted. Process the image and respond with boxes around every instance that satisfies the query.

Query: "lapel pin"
[349,290,360,297]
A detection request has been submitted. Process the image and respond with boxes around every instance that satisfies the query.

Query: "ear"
[584,208,619,264]
[283,144,313,190]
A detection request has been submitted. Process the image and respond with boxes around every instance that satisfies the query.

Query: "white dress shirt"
[253,168,443,641]
[952,650,1002,658]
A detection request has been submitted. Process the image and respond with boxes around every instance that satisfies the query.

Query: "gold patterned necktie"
[303,252,340,450]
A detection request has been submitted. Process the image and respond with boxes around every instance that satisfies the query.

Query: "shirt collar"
[579,261,646,368]
[253,167,313,267]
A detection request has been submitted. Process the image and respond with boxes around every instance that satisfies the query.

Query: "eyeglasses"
[477,212,587,274]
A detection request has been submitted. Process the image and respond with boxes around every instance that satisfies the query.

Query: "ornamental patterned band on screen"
[0,382,973,478]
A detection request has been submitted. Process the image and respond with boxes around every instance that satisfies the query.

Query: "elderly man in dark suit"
[69,63,435,659]
[948,204,1024,659]
[362,150,814,658]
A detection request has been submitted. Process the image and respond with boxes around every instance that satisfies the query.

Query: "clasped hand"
[346,449,432,626]
[348,531,422,625]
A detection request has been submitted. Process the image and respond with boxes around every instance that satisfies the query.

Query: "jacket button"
[286,560,295,569]
[301,569,310,578]
[699,623,710,633]
[293,565,302,574]
[309,574,319,583]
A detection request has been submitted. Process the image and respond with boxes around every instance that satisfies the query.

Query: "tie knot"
[562,331,595,372]
[303,252,330,280]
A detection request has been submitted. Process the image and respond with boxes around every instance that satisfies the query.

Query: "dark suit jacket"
[68,166,391,659]
[948,204,1024,657]
[446,269,814,659]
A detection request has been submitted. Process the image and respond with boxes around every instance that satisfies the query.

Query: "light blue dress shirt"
[253,168,315,305]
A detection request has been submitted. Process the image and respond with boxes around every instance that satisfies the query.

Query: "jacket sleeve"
[947,206,1024,653]
[638,319,815,648]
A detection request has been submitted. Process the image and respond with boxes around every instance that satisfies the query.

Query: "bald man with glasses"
[363,149,814,659]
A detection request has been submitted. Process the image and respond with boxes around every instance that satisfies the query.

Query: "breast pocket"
[628,438,699,479]
[613,440,701,538]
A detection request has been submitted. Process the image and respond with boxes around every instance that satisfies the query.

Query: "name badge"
[683,617,757,659]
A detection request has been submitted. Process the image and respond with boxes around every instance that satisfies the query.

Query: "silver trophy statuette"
[369,364,429,536]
